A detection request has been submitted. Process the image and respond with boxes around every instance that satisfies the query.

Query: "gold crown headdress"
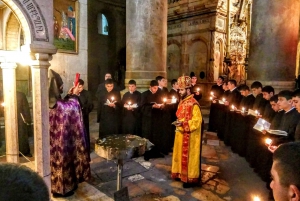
[177,75,192,89]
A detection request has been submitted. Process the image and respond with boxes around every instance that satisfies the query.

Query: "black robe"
[78,89,94,152]
[208,85,224,132]
[191,84,202,102]
[277,108,300,142]
[141,90,170,155]
[97,89,121,138]
[253,93,268,114]
[262,101,276,122]
[17,91,32,155]
[240,94,255,110]
[121,91,142,135]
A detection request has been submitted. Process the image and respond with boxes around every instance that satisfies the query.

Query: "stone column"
[126,0,168,90]
[247,0,300,91]
[30,52,52,189]
[0,62,18,163]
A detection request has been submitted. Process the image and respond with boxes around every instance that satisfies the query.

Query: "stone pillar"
[30,52,52,189]
[247,0,300,91]
[0,62,18,163]
[126,0,168,90]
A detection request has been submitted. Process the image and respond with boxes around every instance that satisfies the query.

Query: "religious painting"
[53,0,78,53]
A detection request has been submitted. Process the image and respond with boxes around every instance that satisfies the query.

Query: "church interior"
[0,0,299,200]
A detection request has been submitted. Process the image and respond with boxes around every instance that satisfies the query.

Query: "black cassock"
[208,84,224,132]
[121,91,142,135]
[253,93,268,114]
[168,89,179,149]
[17,91,32,155]
[97,89,121,138]
[239,94,255,110]
[78,89,94,152]
[141,90,170,155]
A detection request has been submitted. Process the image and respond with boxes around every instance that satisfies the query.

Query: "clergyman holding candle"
[97,78,121,138]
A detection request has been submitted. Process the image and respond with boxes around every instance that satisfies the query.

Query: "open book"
[104,99,116,105]
[124,103,138,108]
[248,109,259,116]
[253,118,271,132]
[218,100,225,104]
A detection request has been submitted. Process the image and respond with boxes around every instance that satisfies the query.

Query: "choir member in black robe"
[217,82,230,140]
[97,79,122,138]
[121,80,141,135]
[256,95,284,182]
[231,85,254,155]
[17,91,32,157]
[251,81,268,113]
[156,76,169,97]
[208,76,224,132]
[96,73,119,99]
[262,86,276,122]
[239,85,255,110]
[141,80,171,159]
[76,79,94,152]
[276,90,300,143]
[190,73,202,102]
[223,79,242,146]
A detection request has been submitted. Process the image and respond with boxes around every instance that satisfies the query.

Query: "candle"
[163,98,167,103]
[222,98,225,102]
[1,102,4,107]
[210,92,214,96]
[265,138,272,146]
[255,110,259,115]
[197,88,200,92]
[128,101,131,105]
[210,97,213,100]
[242,107,245,113]
[231,105,235,110]
[253,196,261,201]
[111,96,114,102]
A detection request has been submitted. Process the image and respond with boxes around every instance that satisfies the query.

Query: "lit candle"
[210,97,213,101]
[197,88,200,92]
[210,92,214,96]
[222,98,225,102]
[163,97,167,103]
[255,110,259,115]
[253,196,261,201]
[128,101,131,105]
[265,138,272,146]
[111,96,114,102]
[242,107,245,113]
[172,96,175,99]
[1,102,4,107]
[231,105,235,110]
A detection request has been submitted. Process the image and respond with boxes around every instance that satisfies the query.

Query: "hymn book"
[253,118,288,136]
[253,118,271,132]
[104,99,116,105]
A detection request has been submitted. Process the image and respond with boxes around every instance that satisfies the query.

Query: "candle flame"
[231,105,234,109]
[163,98,167,102]
[222,98,225,102]
[253,196,261,201]
[128,101,131,105]
[1,102,4,107]
[111,96,114,101]
[210,97,213,100]
[197,88,200,91]
[172,96,175,99]
[210,92,213,95]
[265,138,272,145]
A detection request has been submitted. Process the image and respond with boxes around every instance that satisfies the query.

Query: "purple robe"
[49,96,91,195]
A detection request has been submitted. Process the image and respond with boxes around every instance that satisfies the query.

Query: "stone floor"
[0,107,270,201]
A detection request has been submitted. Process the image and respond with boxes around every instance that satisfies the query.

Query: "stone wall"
[87,0,126,97]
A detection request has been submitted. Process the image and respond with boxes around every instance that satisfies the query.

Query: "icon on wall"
[53,0,78,54]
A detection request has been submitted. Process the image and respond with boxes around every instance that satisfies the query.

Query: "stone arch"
[167,39,181,81]
[187,37,209,81]
[2,0,50,44]
[6,12,21,50]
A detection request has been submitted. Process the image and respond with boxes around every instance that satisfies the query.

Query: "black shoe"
[53,191,74,198]
[183,183,197,188]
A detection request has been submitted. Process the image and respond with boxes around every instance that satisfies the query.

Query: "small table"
[95,134,150,190]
